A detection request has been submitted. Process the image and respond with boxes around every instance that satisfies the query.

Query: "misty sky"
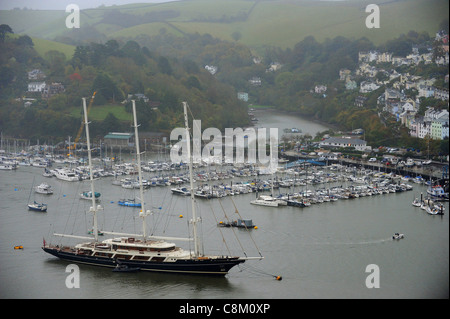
[0,0,177,10]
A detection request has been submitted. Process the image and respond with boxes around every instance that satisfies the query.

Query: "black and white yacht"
[43,100,256,275]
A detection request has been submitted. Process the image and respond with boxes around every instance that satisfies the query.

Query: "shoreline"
[249,106,342,134]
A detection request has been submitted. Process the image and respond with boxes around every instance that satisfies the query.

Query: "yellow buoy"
[179,214,183,218]
[14,245,23,250]
[275,276,282,281]
[254,226,258,229]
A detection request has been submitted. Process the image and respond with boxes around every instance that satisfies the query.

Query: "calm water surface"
[0,111,448,299]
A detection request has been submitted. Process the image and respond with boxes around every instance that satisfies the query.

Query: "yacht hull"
[42,247,244,275]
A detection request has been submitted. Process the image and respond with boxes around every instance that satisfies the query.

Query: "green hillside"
[1,0,447,52]
[32,38,76,59]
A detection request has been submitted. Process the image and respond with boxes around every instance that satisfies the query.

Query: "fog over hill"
[0,0,177,10]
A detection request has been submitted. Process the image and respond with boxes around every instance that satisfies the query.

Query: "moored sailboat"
[42,100,256,275]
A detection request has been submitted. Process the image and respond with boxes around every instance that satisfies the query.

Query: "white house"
[360,81,380,93]
[314,85,327,94]
[204,65,218,75]
[249,77,261,86]
[27,69,45,80]
[409,120,419,138]
[418,85,435,98]
[434,88,449,101]
[27,82,46,92]
[418,120,432,139]
[377,52,393,63]
[425,108,449,121]
[237,92,248,102]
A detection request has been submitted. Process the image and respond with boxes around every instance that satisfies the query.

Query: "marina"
[0,109,448,299]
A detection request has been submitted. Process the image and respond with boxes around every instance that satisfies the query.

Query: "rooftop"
[104,132,134,140]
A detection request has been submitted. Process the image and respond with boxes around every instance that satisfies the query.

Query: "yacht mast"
[183,102,201,257]
[132,100,148,240]
[82,97,98,242]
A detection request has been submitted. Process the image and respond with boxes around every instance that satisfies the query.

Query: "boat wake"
[323,238,393,246]
[259,229,394,249]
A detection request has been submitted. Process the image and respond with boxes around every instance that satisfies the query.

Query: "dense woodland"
[0,26,248,141]
[0,21,448,155]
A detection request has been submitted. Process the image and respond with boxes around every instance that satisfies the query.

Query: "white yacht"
[35,183,53,195]
[54,168,80,182]
[251,195,287,207]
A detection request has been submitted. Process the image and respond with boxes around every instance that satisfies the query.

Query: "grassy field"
[68,104,133,122]
[32,38,76,59]
[1,0,448,53]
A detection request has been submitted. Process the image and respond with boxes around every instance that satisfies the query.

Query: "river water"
[0,110,448,300]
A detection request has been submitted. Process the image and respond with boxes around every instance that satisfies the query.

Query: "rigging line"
[207,199,232,257]
[153,184,172,234]
[161,189,178,234]
[217,198,247,257]
[238,263,278,279]
[66,182,80,234]
[185,103,199,133]
[229,196,263,258]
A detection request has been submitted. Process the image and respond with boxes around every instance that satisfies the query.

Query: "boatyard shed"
[104,132,134,148]
[319,137,371,152]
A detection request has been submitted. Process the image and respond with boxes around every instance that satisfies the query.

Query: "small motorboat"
[392,233,404,240]
[412,198,422,207]
[425,204,445,215]
[118,199,141,207]
[218,219,256,229]
[80,191,101,200]
[171,187,190,196]
[35,183,53,195]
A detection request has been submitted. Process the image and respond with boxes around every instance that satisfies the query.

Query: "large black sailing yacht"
[42,100,256,275]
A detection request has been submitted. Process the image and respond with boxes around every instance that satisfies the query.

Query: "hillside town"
[338,30,449,142]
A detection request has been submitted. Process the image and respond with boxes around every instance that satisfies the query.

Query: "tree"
[92,72,123,104]
[45,50,66,76]
[157,56,172,75]
[185,75,201,89]
[440,137,449,155]
[0,24,13,42]
[0,66,14,88]
[231,31,242,42]
[101,112,121,133]
[15,35,33,47]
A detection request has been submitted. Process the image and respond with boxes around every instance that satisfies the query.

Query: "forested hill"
[0,29,249,141]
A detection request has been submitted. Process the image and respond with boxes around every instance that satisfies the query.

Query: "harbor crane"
[70,91,96,151]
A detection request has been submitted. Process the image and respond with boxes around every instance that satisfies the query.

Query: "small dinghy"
[118,199,141,207]
[392,233,404,240]
[112,261,140,273]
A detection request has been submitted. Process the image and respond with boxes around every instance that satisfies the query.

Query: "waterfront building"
[319,137,371,152]
[104,132,135,148]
